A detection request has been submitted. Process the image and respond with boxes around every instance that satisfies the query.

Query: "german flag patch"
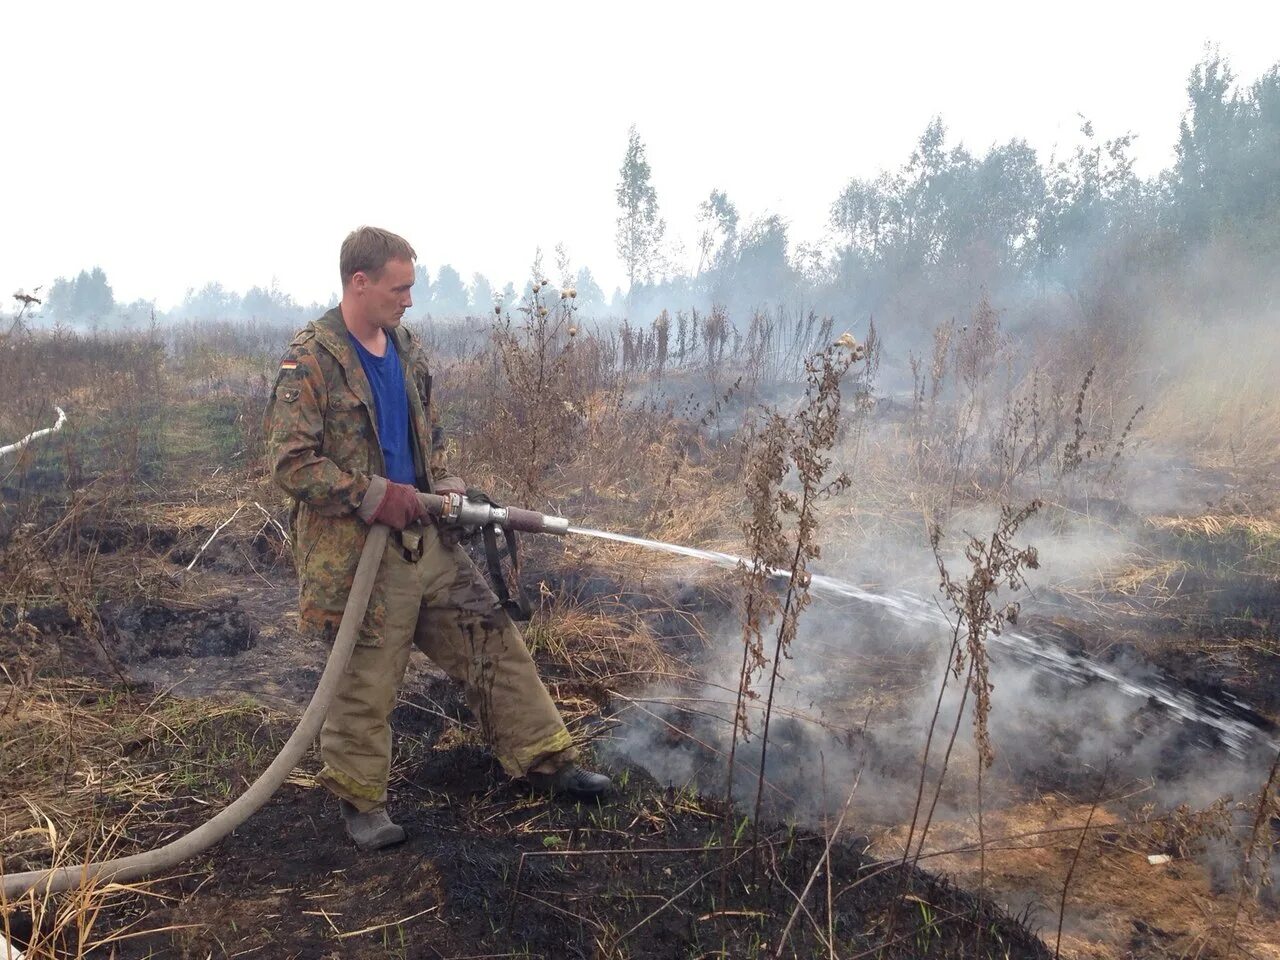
[280,359,298,371]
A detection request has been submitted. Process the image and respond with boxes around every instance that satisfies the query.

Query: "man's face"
[356,257,415,329]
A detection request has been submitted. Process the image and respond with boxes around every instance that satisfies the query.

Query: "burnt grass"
[2,596,258,662]
[5,676,1051,960]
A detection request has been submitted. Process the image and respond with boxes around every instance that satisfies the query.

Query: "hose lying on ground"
[0,525,390,901]
[0,406,67,459]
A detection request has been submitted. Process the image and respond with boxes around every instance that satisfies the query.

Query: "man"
[265,226,610,851]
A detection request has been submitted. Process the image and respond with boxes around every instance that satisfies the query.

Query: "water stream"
[569,526,1276,757]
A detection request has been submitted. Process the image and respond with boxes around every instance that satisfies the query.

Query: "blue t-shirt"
[348,333,417,486]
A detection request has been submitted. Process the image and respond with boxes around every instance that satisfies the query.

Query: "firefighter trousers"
[316,522,576,811]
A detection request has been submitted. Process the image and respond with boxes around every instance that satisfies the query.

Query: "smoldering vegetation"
[607,514,1280,824]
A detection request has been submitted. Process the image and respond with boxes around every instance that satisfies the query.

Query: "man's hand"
[370,481,428,530]
[435,476,466,497]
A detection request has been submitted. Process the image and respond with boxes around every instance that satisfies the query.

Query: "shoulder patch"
[273,346,311,388]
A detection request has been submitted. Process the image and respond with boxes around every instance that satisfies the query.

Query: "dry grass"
[1145,513,1280,576]
[0,672,291,957]
[1,678,282,850]
[1140,316,1280,470]
[528,599,691,688]
[2,831,191,960]
[1147,513,1280,542]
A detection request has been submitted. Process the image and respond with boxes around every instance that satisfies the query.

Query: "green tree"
[46,266,115,320]
[727,215,795,308]
[944,139,1044,278]
[429,264,468,316]
[573,266,606,313]
[469,272,494,314]
[179,281,240,320]
[615,125,666,299]
[830,174,891,256]
[412,262,432,313]
[498,282,517,311]
[1172,54,1280,250]
[1039,118,1143,282]
[696,188,739,274]
[242,281,299,321]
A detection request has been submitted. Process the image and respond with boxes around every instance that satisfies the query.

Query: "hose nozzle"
[418,492,571,536]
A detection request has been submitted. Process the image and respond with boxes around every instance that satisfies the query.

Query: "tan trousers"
[317,523,576,811]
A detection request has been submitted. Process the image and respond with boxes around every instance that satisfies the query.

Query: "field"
[3,290,1280,959]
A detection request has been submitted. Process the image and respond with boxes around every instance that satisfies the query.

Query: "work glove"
[434,476,466,497]
[369,481,427,531]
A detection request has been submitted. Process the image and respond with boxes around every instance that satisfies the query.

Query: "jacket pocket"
[322,386,374,473]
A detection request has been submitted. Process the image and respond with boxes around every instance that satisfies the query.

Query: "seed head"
[538,306,548,318]
[494,305,502,315]
[568,288,577,298]
[568,325,578,337]
[532,282,541,293]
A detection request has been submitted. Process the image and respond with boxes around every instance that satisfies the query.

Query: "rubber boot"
[527,763,613,800]
[339,800,406,851]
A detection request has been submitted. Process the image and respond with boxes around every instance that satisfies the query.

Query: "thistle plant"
[724,335,865,861]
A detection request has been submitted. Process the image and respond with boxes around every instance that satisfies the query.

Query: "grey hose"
[1,525,390,901]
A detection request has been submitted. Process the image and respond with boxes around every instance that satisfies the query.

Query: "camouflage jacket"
[264,307,451,638]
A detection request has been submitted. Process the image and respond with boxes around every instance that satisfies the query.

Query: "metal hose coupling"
[418,492,571,536]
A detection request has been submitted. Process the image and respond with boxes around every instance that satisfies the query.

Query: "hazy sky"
[4,1,1277,311]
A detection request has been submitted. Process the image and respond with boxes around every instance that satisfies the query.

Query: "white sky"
[3,1,1277,310]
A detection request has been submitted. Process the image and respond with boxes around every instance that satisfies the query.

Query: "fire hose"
[1,493,569,901]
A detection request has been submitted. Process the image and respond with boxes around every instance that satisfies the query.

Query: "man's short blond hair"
[340,226,417,287]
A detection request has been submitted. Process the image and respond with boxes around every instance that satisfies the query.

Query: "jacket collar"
[310,306,416,409]
[311,306,375,409]
[312,306,415,368]
[311,307,356,367]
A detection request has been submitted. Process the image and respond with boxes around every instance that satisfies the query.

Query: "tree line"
[616,52,1279,333]
[28,52,1277,339]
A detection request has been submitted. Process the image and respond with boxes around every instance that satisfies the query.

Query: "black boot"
[527,764,613,800]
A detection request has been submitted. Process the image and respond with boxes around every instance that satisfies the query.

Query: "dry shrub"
[724,339,863,853]
[434,283,750,556]
[526,599,685,688]
[886,294,1150,519]
[440,282,608,504]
